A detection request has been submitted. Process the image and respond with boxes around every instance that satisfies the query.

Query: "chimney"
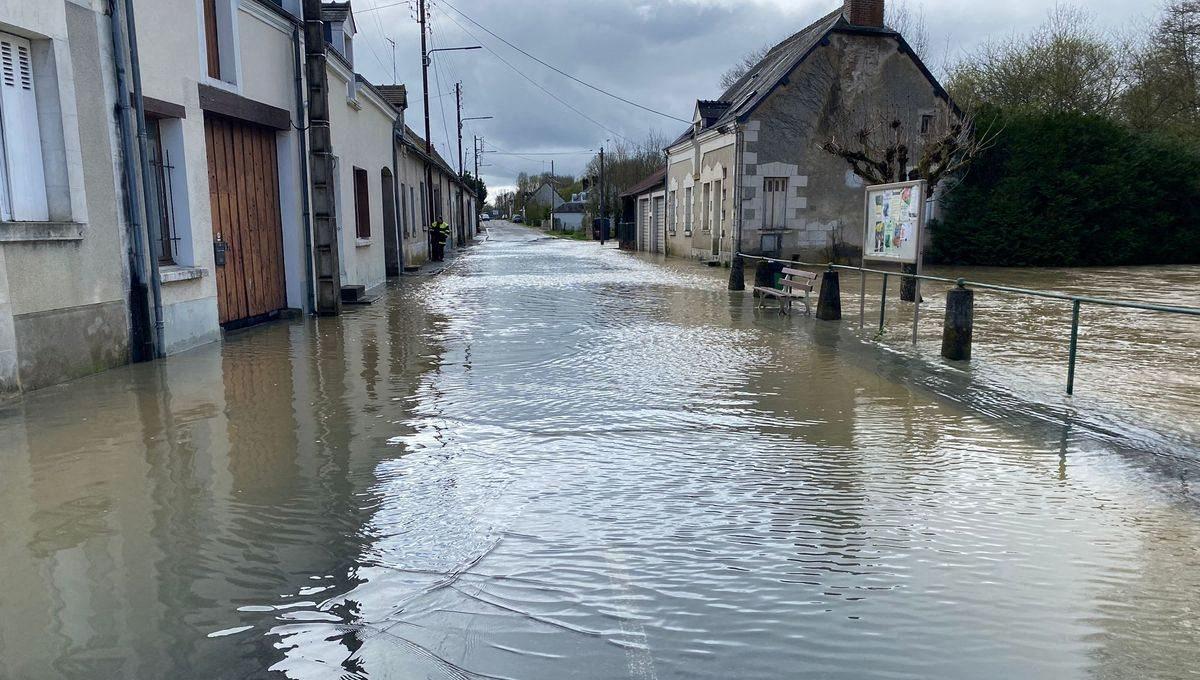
[844,0,885,28]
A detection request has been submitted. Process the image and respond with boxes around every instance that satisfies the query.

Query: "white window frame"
[0,32,47,222]
[684,186,693,235]
[197,0,242,89]
[147,117,195,266]
[763,177,789,231]
[667,190,676,234]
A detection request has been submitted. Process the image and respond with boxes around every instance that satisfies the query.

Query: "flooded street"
[2,221,1200,679]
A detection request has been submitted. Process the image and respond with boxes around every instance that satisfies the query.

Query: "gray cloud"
[349,0,1154,194]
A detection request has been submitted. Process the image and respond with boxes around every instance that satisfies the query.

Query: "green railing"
[737,254,1200,395]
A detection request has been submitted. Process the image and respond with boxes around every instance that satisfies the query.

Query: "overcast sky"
[347,0,1157,197]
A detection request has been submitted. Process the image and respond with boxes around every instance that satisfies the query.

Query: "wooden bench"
[754,267,817,315]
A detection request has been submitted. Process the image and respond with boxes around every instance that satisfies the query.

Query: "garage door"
[205,114,287,326]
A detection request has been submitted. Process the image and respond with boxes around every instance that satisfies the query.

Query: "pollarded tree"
[820,104,997,299]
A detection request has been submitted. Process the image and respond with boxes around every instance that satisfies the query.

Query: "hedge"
[929,112,1200,266]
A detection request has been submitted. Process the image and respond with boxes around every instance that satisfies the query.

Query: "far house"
[528,181,566,212]
[664,0,953,262]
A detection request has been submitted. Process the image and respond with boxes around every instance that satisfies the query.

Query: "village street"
[2,221,1199,679]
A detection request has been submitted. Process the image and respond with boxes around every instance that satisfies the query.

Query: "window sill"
[0,221,84,242]
[159,265,208,284]
[356,238,372,247]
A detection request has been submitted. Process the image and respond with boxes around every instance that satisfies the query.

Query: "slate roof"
[399,124,467,187]
[670,8,848,146]
[321,1,351,23]
[696,100,731,125]
[553,201,586,214]
[375,84,407,110]
[620,166,667,199]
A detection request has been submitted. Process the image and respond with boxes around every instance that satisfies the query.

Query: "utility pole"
[419,0,434,234]
[455,82,463,174]
[454,82,463,242]
[599,146,606,243]
[474,135,481,232]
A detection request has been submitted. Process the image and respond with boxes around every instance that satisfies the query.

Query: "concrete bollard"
[941,281,974,361]
[816,269,842,320]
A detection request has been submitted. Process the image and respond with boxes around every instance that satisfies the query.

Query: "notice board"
[863,180,926,264]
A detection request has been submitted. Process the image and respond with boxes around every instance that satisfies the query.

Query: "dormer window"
[322,2,357,67]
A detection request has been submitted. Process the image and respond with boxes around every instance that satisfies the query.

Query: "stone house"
[664,0,953,262]
[528,181,565,211]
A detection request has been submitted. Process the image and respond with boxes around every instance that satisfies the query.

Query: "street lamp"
[424,45,481,67]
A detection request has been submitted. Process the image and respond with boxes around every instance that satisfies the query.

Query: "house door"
[205,114,287,326]
[763,177,788,231]
[652,196,665,254]
[639,198,650,251]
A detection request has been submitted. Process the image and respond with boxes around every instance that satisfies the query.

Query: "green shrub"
[929,111,1200,266]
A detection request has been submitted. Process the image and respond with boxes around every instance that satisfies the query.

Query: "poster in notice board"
[863,180,926,264]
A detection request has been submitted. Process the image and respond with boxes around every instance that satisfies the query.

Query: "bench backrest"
[780,267,817,291]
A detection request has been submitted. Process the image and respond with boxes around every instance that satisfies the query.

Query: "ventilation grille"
[1,41,14,88]
[0,40,31,91]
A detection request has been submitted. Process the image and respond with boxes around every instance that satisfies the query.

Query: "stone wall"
[741,31,950,260]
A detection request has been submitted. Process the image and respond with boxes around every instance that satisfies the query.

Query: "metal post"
[911,188,927,345]
[858,268,866,330]
[878,273,888,333]
[1067,299,1081,395]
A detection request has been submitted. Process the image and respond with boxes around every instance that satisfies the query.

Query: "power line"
[437,0,689,124]
[428,19,456,156]
[487,151,595,156]
[430,5,633,143]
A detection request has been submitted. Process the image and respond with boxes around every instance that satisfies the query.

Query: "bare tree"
[821,106,993,197]
[719,44,773,92]
[1125,0,1200,137]
[583,130,669,220]
[946,5,1131,116]
[887,0,931,65]
[820,104,998,298]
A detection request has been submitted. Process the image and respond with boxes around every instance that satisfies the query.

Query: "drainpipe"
[107,0,155,361]
[391,121,404,269]
[121,0,166,356]
[662,153,669,255]
[728,122,745,291]
[292,26,316,313]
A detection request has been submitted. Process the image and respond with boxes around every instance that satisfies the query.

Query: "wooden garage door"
[205,114,287,326]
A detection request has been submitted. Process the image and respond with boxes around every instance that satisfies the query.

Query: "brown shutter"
[203,0,221,79]
[354,167,371,238]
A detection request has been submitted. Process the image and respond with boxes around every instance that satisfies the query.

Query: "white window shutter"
[0,33,49,222]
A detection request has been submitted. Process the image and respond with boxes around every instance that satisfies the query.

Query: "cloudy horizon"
[346,0,1158,198]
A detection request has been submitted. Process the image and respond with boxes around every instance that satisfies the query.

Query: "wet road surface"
[2,222,1199,679]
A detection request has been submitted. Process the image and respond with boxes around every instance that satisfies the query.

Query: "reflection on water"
[1,224,1198,679]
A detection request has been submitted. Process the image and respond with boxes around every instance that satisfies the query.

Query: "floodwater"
[1,222,1199,680]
